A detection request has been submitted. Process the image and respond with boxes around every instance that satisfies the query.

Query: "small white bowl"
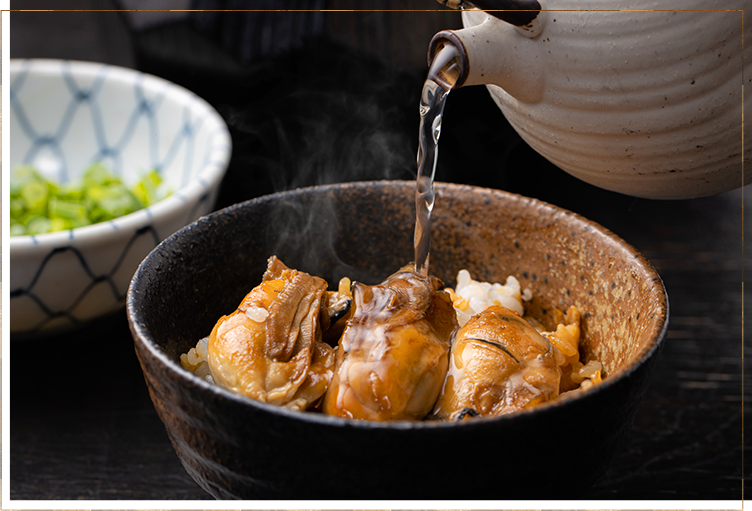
[9,59,232,338]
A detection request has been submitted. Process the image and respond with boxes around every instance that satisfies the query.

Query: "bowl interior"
[10,58,230,193]
[133,180,666,387]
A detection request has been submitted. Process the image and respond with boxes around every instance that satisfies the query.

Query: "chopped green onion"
[9,163,171,236]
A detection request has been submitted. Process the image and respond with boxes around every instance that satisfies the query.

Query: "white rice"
[179,336,213,383]
[448,269,532,327]
[447,269,603,390]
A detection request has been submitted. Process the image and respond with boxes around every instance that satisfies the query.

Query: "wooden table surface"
[8,25,748,502]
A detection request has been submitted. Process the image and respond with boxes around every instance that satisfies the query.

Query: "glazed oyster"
[432,305,562,420]
[322,265,458,421]
[206,256,336,411]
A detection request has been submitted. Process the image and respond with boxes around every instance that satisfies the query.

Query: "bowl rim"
[9,58,232,249]
[128,180,669,430]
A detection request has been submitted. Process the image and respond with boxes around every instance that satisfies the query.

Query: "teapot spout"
[428,12,546,103]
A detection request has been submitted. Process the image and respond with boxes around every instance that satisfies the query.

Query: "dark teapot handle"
[436,0,542,27]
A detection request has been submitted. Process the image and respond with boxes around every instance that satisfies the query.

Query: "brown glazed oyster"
[323,265,457,421]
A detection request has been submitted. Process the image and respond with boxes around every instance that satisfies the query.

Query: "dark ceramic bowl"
[127,180,668,500]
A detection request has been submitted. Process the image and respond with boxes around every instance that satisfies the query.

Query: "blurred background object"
[8,0,747,501]
[11,0,136,66]
[11,0,468,208]
[12,0,461,97]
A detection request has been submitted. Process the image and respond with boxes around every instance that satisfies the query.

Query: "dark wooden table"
[8,20,748,502]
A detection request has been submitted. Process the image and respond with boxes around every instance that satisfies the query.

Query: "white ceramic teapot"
[430,0,749,199]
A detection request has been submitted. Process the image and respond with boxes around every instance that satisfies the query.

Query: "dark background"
[8,0,749,501]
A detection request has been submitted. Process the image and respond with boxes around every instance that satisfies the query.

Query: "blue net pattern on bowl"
[10,60,230,335]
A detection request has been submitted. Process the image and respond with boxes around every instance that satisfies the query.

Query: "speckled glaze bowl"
[128,181,668,500]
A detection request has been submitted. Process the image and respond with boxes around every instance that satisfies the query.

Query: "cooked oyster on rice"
[181,260,602,421]
[322,265,458,421]
[202,256,339,411]
[432,305,562,420]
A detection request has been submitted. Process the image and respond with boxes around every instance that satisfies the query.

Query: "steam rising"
[220,40,423,283]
